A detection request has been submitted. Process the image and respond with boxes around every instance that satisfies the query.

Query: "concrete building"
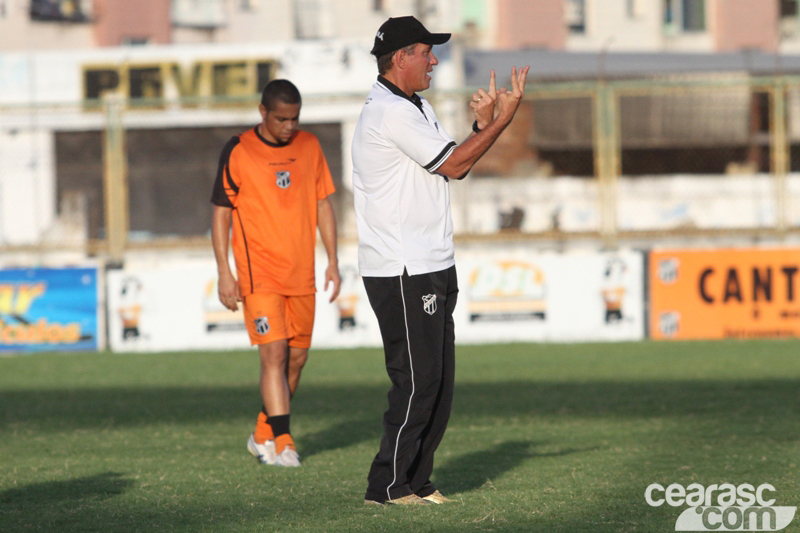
[2,1,800,250]
[0,0,96,50]
[0,0,461,50]
[2,1,794,55]
[491,0,781,53]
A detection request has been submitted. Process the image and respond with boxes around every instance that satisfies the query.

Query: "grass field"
[1,340,799,532]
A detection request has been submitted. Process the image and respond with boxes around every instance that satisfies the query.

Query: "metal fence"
[1,74,799,264]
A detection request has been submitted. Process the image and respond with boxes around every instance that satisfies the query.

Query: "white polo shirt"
[352,77,457,277]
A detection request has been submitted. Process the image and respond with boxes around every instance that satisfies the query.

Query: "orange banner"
[649,248,800,340]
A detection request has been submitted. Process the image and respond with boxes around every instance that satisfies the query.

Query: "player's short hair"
[377,44,417,76]
[261,79,302,110]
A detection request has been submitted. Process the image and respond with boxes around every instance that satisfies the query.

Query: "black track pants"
[363,265,458,503]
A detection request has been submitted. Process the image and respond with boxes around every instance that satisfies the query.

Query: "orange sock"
[253,412,274,444]
[274,434,295,455]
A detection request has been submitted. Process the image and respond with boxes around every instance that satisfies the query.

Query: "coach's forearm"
[435,117,511,180]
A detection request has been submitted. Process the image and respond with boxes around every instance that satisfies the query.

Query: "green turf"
[1,340,799,532]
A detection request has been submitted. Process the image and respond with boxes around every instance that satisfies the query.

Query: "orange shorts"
[242,293,315,348]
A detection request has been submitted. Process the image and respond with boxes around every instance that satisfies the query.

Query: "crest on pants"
[276,171,291,189]
[422,294,437,315]
[254,316,270,335]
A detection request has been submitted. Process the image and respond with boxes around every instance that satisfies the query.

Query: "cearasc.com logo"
[645,483,796,531]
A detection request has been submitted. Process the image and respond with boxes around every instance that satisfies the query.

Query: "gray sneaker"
[274,447,301,467]
[246,434,276,465]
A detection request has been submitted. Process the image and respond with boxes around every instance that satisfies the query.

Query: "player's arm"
[211,205,241,311]
[435,66,530,180]
[317,197,341,303]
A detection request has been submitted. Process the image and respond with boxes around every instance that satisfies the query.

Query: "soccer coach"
[352,15,529,505]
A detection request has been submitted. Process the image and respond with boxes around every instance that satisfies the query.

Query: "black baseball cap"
[370,16,451,57]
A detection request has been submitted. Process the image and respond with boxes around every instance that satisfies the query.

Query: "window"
[172,0,226,29]
[294,0,334,39]
[30,0,90,22]
[682,0,705,31]
[626,0,642,18]
[565,0,585,34]
[780,0,799,37]
[122,37,150,46]
[55,123,343,240]
[664,0,706,33]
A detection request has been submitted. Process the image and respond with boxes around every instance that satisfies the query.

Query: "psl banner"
[0,267,99,352]
[314,247,645,346]
[650,248,800,340]
[455,248,645,343]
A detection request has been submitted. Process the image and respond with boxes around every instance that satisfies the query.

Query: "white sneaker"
[247,434,276,465]
[274,447,301,467]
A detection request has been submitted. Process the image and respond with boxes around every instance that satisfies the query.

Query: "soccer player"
[211,79,340,467]
[352,16,529,503]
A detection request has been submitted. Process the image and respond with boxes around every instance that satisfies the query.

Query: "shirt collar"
[254,125,291,148]
[377,76,424,112]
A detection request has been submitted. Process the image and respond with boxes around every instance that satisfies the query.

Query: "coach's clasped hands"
[469,66,530,131]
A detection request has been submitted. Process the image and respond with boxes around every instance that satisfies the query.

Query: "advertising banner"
[649,248,800,340]
[455,248,645,343]
[106,255,378,352]
[310,247,645,347]
[107,262,252,352]
[106,247,646,352]
[0,267,99,352]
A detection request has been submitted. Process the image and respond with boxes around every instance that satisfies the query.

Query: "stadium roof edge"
[462,49,800,85]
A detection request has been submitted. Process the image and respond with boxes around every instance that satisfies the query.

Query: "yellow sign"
[0,282,46,315]
[83,58,277,105]
[0,281,82,345]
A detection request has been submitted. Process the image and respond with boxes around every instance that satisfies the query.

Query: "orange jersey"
[211,127,335,296]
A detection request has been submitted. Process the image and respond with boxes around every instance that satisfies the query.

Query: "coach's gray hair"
[377,44,417,76]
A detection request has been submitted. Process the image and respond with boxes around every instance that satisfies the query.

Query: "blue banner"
[0,267,99,352]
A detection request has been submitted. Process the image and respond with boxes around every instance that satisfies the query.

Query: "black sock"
[269,414,290,437]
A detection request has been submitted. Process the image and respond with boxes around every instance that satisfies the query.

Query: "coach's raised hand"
[495,65,530,125]
[434,66,530,180]
[470,69,497,131]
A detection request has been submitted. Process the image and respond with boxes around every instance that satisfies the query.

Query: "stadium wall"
[3,243,800,353]
[104,244,646,352]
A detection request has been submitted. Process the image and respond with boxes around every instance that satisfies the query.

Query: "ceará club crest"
[276,171,291,189]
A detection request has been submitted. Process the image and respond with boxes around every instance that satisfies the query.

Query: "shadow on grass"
[299,418,382,459]
[0,472,249,533]
[435,440,599,494]
[3,379,797,484]
[0,472,132,506]
[1,377,798,532]
[0,472,133,531]
[2,379,798,430]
